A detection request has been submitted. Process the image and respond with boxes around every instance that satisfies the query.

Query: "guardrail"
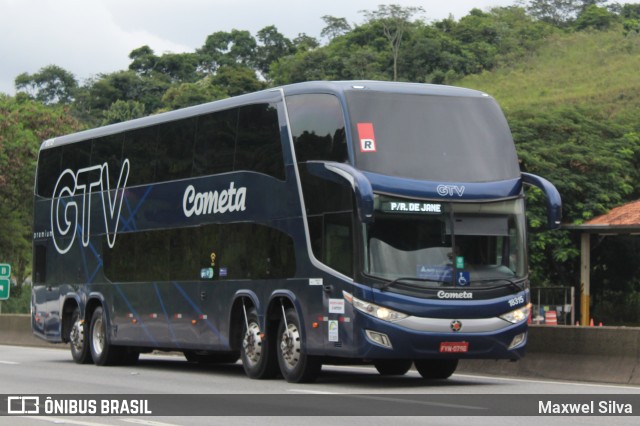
[1,315,638,385]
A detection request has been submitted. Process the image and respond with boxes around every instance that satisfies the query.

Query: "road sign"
[0,264,10,300]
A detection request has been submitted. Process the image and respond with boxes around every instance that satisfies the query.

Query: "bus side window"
[34,245,47,284]
[135,231,169,282]
[169,227,206,281]
[156,117,197,182]
[235,104,285,180]
[221,223,295,280]
[37,147,63,197]
[122,126,159,187]
[192,109,237,177]
[286,94,348,163]
[91,133,124,189]
[298,166,355,278]
[324,213,353,277]
[103,233,136,282]
[62,140,92,174]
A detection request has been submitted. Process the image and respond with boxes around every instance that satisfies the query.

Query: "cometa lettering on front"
[183,182,247,217]
[437,291,473,299]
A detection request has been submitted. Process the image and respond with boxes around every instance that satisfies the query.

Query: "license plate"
[439,341,469,353]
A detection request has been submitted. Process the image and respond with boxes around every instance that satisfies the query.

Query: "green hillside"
[459,27,640,123]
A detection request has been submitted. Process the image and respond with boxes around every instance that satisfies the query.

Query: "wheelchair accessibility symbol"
[457,271,470,287]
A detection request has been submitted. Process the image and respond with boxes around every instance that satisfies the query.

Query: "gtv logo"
[51,159,129,254]
[436,184,465,197]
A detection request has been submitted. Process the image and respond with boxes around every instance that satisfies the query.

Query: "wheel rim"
[279,322,301,371]
[242,321,262,367]
[92,317,104,357]
[70,319,84,353]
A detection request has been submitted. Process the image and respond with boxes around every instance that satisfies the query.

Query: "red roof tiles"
[585,200,640,226]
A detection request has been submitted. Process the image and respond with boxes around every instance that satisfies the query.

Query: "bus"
[32,80,561,383]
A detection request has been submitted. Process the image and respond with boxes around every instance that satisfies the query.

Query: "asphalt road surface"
[1,345,639,426]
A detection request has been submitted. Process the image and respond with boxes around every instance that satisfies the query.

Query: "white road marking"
[454,373,640,391]
[0,360,19,364]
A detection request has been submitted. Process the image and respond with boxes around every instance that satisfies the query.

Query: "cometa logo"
[182,182,247,217]
[437,290,473,299]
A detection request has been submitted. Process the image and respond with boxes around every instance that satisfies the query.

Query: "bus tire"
[240,307,278,379]
[276,308,321,383]
[89,306,122,366]
[374,359,412,376]
[414,359,458,380]
[69,307,92,364]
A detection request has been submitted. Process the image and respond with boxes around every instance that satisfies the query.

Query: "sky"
[0,0,520,95]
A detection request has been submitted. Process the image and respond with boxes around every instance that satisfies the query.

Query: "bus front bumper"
[352,312,529,361]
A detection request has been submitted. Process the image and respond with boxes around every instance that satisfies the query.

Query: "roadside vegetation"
[1,0,639,323]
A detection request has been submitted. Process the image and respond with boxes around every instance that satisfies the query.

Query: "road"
[1,344,639,426]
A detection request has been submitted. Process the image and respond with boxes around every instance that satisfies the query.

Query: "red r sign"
[357,122,377,152]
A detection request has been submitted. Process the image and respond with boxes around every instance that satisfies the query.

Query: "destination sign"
[381,201,442,214]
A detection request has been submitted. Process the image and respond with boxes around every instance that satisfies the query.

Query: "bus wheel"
[276,308,321,383]
[374,359,412,376]
[69,307,91,364]
[414,359,458,380]
[89,306,122,366]
[240,307,277,379]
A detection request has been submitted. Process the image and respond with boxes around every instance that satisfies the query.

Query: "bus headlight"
[500,303,531,324]
[343,291,408,322]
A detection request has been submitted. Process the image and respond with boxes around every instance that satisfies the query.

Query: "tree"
[360,4,424,81]
[128,45,158,76]
[523,0,607,26]
[197,30,258,74]
[155,52,200,83]
[211,65,265,97]
[161,78,228,110]
[0,95,82,287]
[15,65,78,104]
[321,16,352,41]
[575,5,614,30]
[255,26,295,78]
[525,0,579,26]
[509,106,639,285]
[81,70,169,123]
[292,33,320,52]
[101,100,146,125]
[270,49,339,84]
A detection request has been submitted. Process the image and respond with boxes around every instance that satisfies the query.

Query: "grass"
[457,27,640,124]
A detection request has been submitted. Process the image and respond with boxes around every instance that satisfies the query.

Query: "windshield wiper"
[380,277,447,291]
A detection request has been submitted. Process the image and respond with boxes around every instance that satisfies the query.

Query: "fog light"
[365,330,393,349]
[508,332,527,350]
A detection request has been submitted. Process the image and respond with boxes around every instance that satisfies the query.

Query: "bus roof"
[280,80,489,98]
[40,80,491,150]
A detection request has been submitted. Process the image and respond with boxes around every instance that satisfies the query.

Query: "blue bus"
[32,81,561,382]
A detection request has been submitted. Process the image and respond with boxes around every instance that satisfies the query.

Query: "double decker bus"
[32,81,561,383]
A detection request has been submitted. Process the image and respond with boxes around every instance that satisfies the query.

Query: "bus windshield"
[346,91,520,182]
[364,198,527,289]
